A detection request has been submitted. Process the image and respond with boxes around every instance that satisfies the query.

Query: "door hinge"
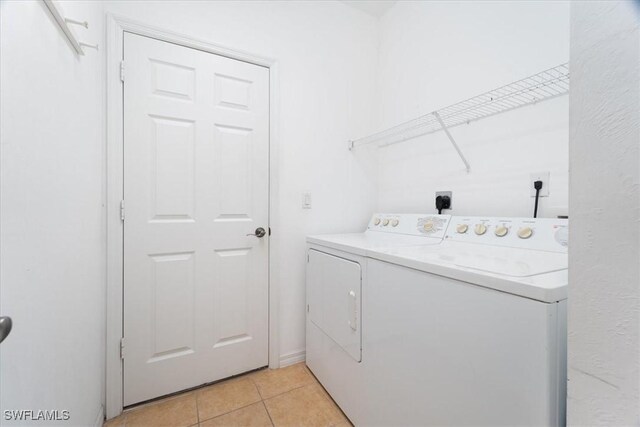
[120,200,125,221]
[120,337,125,359]
[307,304,310,313]
[120,61,125,82]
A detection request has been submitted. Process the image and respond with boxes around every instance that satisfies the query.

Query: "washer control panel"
[445,216,568,252]
[368,213,451,238]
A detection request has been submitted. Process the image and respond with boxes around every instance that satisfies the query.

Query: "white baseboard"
[94,405,105,427]
[279,350,306,367]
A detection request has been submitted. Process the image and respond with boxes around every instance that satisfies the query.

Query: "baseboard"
[94,405,105,427]
[279,350,306,367]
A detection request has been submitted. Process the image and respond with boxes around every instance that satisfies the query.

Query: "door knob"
[0,316,12,344]
[247,227,266,238]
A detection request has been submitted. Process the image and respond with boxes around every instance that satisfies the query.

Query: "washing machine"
[305,213,451,425]
[363,216,569,426]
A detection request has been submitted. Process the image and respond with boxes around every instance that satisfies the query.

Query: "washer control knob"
[518,227,533,239]
[382,219,390,226]
[456,224,469,234]
[390,219,399,227]
[495,225,509,237]
[474,224,487,235]
[423,221,435,232]
[374,218,381,226]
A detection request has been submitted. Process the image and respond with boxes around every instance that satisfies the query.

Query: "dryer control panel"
[445,216,568,253]
[367,213,451,239]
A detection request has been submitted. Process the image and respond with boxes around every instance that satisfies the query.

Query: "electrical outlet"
[530,172,550,197]
[436,191,452,209]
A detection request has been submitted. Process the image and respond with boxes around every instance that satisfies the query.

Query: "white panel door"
[123,33,269,405]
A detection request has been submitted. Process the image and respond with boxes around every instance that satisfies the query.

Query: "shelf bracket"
[433,111,470,173]
[43,0,95,56]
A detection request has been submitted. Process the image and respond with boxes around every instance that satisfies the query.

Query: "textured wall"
[568,1,640,425]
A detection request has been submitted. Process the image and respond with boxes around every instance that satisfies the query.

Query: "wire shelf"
[349,63,569,151]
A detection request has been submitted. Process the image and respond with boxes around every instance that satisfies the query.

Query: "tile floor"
[105,363,352,427]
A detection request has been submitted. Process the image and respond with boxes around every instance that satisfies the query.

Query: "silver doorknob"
[247,227,266,238]
[0,316,12,344]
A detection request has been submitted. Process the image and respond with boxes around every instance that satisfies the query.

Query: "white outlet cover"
[530,172,550,197]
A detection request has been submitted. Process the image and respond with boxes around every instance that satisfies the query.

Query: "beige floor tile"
[103,414,126,427]
[250,363,314,399]
[125,393,198,427]
[263,383,348,427]
[199,402,273,427]
[197,377,262,422]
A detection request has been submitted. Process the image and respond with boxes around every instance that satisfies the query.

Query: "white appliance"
[306,214,451,421]
[306,215,568,426]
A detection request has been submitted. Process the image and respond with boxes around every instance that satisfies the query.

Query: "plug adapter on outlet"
[530,172,550,197]
[436,191,452,209]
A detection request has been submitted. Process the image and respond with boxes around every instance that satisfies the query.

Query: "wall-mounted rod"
[42,0,96,56]
[433,111,470,173]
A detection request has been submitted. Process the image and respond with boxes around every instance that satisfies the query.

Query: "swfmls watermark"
[4,410,70,421]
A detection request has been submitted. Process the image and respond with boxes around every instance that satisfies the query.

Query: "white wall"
[375,1,570,218]
[0,1,106,426]
[567,2,640,425]
[103,1,380,363]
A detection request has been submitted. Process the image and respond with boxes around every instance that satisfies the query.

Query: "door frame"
[105,14,280,419]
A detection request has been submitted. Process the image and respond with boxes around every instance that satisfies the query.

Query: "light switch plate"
[302,192,312,209]
[530,172,550,197]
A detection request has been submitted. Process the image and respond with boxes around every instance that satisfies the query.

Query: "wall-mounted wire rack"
[349,63,570,172]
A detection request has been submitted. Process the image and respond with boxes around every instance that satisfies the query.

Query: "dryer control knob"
[390,219,399,227]
[423,221,435,232]
[456,224,469,234]
[474,224,487,235]
[518,227,533,239]
[382,219,390,226]
[374,218,381,226]
[495,225,509,237]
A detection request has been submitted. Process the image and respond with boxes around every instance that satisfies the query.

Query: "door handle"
[247,227,266,238]
[348,291,357,332]
[0,316,12,344]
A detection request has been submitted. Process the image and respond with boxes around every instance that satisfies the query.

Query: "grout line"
[197,399,262,424]
[247,373,265,400]
[260,382,314,402]
[195,389,200,425]
[262,401,276,427]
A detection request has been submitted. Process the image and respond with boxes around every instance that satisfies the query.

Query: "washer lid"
[369,242,568,302]
[420,244,567,277]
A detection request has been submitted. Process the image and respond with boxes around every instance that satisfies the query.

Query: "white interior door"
[123,33,269,406]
